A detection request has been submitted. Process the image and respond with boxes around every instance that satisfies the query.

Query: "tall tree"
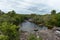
[0,10,4,15]
[51,10,56,14]
[7,10,16,17]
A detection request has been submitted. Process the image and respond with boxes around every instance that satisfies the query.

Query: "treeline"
[28,10,60,29]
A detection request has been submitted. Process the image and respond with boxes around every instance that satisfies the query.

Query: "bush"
[0,35,8,40]
[28,34,42,40]
[0,22,20,40]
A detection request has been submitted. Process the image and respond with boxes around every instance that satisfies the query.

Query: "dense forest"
[0,10,60,40]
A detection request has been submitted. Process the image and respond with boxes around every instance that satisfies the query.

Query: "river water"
[20,20,47,32]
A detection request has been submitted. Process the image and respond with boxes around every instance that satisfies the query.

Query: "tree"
[7,10,16,17]
[0,10,4,15]
[51,10,56,14]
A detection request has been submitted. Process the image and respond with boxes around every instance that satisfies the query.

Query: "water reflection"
[20,20,47,32]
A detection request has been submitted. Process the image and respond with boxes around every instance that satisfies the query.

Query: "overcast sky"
[0,0,60,14]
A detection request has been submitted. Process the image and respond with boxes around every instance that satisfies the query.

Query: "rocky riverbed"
[20,29,60,40]
[39,30,60,40]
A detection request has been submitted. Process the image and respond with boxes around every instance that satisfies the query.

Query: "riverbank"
[20,29,60,40]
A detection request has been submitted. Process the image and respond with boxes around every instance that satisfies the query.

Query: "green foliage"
[7,10,16,17]
[56,14,60,26]
[28,34,37,40]
[0,22,20,40]
[28,10,60,29]
[28,34,42,40]
[0,11,25,25]
[0,10,26,40]
[0,35,8,40]
[51,10,56,14]
[0,10,60,40]
[0,10,4,15]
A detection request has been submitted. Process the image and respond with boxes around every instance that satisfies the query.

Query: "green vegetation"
[0,10,25,40]
[0,35,8,40]
[28,34,42,40]
[0,22,20,40]
[0,10,60,40]
[26,10,60,29]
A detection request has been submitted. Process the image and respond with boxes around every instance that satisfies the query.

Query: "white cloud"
[46,0,60,10]
[0,0,60,14]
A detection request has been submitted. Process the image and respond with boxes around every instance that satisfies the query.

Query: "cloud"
[0,0,60,14]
